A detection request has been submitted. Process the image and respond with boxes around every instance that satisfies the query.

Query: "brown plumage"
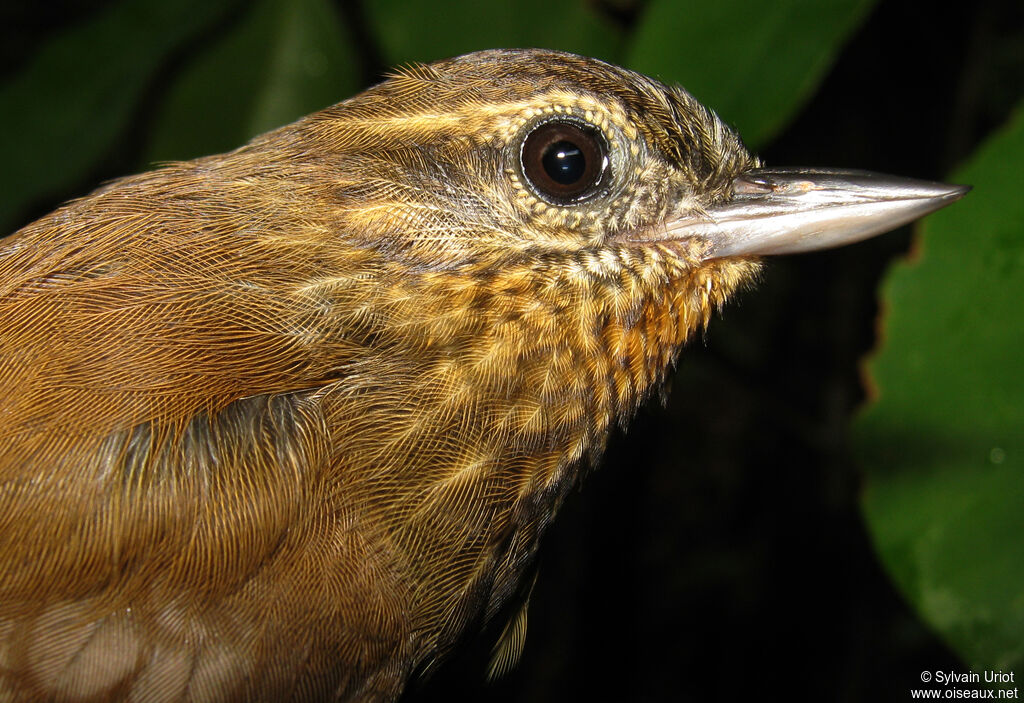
[0,49,965,701]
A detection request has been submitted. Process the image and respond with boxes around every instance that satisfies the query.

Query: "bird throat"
[313,240,759,647]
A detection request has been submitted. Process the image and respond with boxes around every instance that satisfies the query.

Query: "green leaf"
[0,0,239,233]
[856,105,1024,673]
[626,0,876,149]
[145,0,358,164]
[365,0,621,66]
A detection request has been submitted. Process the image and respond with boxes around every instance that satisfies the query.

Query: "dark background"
[3,1,1022,700]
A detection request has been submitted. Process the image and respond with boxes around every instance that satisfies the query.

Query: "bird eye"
[520,120,608,203]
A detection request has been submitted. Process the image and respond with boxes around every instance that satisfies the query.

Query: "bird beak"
[655,168,970,259]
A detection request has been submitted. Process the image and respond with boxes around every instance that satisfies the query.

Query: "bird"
[0,49,966,702]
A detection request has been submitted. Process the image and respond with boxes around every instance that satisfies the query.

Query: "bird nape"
[0,49,966,701]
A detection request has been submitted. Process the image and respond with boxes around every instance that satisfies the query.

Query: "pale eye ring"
[520,119,609,204]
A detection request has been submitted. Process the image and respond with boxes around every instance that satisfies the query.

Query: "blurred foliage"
[857,105,1024,674]
[1,0,1021,699]
[144,0,359,163]
[0,0,238,231]
[365,0,621,67]
[628,0,876,148]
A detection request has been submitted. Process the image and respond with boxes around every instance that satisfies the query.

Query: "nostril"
[732,174,775,195]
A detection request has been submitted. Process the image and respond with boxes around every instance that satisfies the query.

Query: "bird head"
[263,48,963,271]
[263,48,753,277]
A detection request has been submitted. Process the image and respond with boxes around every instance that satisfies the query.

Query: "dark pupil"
[541,140,586,185]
